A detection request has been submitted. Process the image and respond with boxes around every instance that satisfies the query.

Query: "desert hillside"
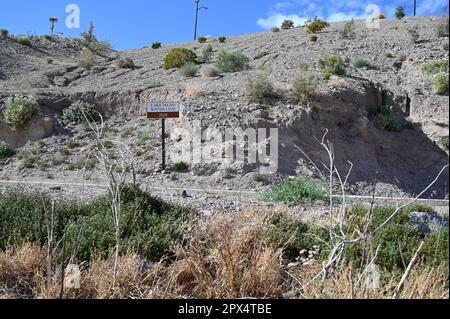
[0,14,449,301]
[0,16,449,204]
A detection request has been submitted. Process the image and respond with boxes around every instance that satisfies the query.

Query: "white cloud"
[257,13,308,29]
[327,11,370,22]
[257,0,448,30]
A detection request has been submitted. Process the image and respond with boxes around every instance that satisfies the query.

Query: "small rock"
[409,211,448,235]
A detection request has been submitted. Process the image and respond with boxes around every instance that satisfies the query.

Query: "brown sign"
[147,102,180,119]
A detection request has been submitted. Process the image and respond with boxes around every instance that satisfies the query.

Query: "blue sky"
[0,0,448,50]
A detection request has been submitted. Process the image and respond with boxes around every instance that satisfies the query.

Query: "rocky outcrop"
[0,114,54,148]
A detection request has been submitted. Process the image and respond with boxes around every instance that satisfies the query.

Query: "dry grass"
[0,244,45,298]
[170,210,284,298]
[329,75,346,88]
[185,83,203,97]
[299,263,449,299]
[200,66,221,78]
[0,208,448,299]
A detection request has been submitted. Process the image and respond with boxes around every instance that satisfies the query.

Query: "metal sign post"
[147,102,180,171]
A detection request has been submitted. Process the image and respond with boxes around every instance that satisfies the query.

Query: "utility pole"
[194,0,208,40]
[413,0,417,16]
[49,17,58,34]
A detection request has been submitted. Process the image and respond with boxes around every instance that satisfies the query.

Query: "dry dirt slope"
[0,16,449,199]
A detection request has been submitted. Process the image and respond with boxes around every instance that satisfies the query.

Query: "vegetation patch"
[2,96,39,130]
[62,101,99,124]
[435,16,449,37]
[432,72,449,95]
[318,54,345,79]
[16,36,32,47]
[292,66,319,104]
[281,20,295,30]
[306,17,330,34]
[395,6,406,19]
[0,187,195,262]
[421,60,449,76]
[171,161,189,172]
[339,20,355,39]
[200,65,222,78]
[245,71,276,103]
[116,57,135,69]
[264,178,328,205]
[0,140,15,159]
[200,44,213,62]
[408,26,420,43]
[163,48,197,70]
[353,58,369,68]
[151,42,162,49]
[181,62,199,78]
[215,51,249,73]
[374,105,401,132]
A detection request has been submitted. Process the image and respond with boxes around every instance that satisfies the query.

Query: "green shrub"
[116,57,135,69]
[180,62,199,78]
[16,36,32,47]
[435,16,449,37]
[198,36,207,43]
[0,140,15,159]
[245,71,276,103]
[375,105,401,132]
[78,50,95,69]
[408,26,419,43]
[397,53,408,62]
[309,34,318,42]
[318,54,345,79]
[146,81,164,89]
[374,13,385,19]
[47,58,53,64]
[341,204,448,272]
[200,44,213,62]
[384,51,395,58]
[263,212,319,259]
[2,96,39,130]
[353,58,369,68]
[421,60,449,76]
[163,48,197,70]
[292,66,319,104]
[171,161,189,172]
[0,29,9,37]
[432,72,449,95]
[80,22,111,54]
[62,101,98,124]
[440,136,449,150]
[395,6,406,19]
[281,20,295,30]
[0,187,195,262]
[306,17,330,34]
[339,20,355,39]
[215,51,249,73]
[218,36,226,43]
[200,65,222,78]
[264,178,328,205]
[271,27,280,33]
[151,42,162,49]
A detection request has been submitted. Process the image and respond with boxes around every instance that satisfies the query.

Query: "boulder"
[409,211,449,235]
[0,114,54,148]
